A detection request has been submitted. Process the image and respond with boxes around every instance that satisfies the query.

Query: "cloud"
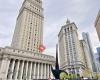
[0,0,100,57]
[0,0,23,47]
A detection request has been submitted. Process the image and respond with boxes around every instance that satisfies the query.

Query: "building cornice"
[58,22,77,37]
[0,47,55,64]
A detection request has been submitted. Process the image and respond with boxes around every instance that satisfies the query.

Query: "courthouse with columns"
[0,0,55,79]
[0,47,55,80]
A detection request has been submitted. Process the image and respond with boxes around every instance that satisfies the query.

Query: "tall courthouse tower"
[0,0,55,80]
[11,0,43,53]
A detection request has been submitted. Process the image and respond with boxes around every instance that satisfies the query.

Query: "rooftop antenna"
[66,19,70,24]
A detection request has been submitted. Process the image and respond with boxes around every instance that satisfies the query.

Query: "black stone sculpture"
[51,45,68,79]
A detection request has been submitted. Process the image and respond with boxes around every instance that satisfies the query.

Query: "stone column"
[37,63,40,79]
[0,56,10,79]
[40,63,43,79]
[49,65,53,79]
[47,64,50,78]
[13,60,20,79]
[49,65,52,79]
[31,62,34,79]
[29,62,32,79]
[19,60,24,80]
[25,61,28,79]
[8,59,15,79]
[33,62,36,79]
[44,63,46,79]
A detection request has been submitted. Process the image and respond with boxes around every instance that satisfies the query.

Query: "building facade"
[97,47,100,63]
[82,32,97,72]
[95,47,100,72]
[0,47,55,80]
[0,0,55,79]
[95,10,100,41]
[11,0,43,53]
[80,40,94,77]
[58,20,86,75]
[94,52,100,73]
[79,40,89,69]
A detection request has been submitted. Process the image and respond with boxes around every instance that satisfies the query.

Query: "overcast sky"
[0,0,100,57]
